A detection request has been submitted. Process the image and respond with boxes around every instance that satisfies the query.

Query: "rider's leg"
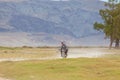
[66,52,67,57]
[65,50,68,57]
[61,51,62,57]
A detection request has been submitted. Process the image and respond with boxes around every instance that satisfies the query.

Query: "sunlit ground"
[0,47,120,80]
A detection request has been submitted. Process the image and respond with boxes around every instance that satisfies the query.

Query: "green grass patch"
[0,58,120,80]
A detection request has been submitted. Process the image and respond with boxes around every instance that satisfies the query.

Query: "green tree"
[113,3,120,48]
[94,0,120,48]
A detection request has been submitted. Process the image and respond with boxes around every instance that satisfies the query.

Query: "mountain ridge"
[0,0,108,46]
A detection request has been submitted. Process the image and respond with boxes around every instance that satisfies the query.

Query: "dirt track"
[67,48,109,58]
[0,48,110,62]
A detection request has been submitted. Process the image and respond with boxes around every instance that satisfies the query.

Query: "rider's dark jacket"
[60,44,68,53]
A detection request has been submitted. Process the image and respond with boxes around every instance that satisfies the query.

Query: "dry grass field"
[0,47,120,80]
[0,47,58,59]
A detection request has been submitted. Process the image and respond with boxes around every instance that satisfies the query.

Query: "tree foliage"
[94,0,120,48]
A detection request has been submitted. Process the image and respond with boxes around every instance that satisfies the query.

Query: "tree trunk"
[115,39,119,48]
[109,37,114,49]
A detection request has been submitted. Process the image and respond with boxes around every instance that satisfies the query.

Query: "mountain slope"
[0,0,107,46]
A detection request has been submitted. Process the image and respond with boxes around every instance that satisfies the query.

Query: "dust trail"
[0,48,110,62]
[67,48,108,58]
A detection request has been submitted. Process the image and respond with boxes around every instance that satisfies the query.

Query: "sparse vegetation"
[0,47,58,59]
[0,47,120,80]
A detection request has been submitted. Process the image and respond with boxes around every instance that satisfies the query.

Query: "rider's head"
[61,42,64,45]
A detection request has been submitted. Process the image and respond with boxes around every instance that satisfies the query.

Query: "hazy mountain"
[0,0,107,47]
